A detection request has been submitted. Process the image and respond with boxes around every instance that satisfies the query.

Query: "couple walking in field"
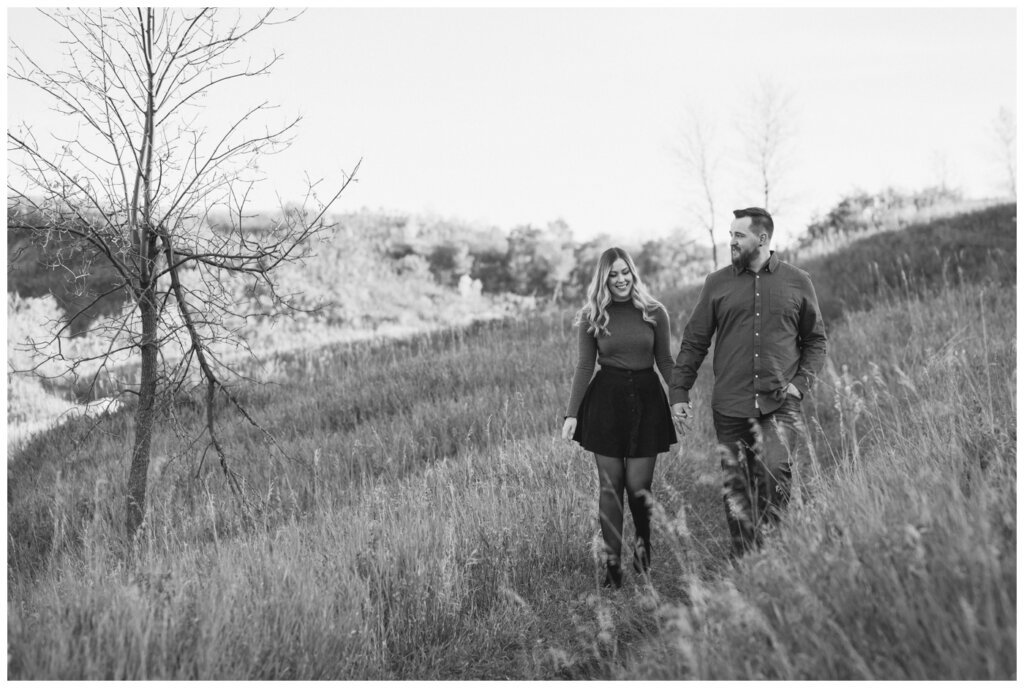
[562,207,828,588]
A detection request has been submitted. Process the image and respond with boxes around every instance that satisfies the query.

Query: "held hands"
[671,401,692,435]
[561,416,577,440]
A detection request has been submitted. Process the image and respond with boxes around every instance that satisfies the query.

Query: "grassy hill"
[660,202,1016,330]
[6,204,1016,679]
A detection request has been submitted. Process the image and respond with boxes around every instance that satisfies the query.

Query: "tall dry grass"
[623,283,1015,680]
[7,315,575,577]
[8,436,603,679]
[7,209,1016,678]
[7,306,718,679]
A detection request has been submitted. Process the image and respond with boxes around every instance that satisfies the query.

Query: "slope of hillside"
[6,215,534,446]
[7,204,1016,679]
[623,282,1015,679]
[660,202,1016,330]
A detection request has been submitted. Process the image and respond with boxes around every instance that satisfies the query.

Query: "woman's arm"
[564,322,598,418]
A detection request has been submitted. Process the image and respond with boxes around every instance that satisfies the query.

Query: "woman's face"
[606,258,633,301]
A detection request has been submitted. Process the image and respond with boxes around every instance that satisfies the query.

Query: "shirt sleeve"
[653,306,674,387]
[792,273,827,396]
[564,321,598,417]
[670,275,716,405]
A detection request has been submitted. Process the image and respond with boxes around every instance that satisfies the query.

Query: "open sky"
[5,6,1019,248]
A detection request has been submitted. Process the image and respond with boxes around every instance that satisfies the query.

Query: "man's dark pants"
[713,396,803,556]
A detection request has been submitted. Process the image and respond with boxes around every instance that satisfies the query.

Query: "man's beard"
[731,244,757,269]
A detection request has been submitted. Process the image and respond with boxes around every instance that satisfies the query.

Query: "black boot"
[632,537,651,574]
[603,558,623,588]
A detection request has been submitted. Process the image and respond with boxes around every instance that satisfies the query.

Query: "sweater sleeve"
[564,322,598,417]
[653,306,674,387]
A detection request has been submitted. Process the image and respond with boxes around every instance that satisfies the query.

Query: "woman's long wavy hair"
[575,247,664,337]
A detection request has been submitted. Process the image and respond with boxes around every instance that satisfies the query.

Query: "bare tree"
[991,106,1016,199]
[737,78,797,213]
[676,107,722,269]
[7,8,358,542]
[930,149,954,193]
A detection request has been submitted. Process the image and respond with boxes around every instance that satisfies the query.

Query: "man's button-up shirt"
[669,252,827,418]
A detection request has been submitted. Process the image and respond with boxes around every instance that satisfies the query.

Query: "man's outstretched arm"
[670,276,716,408]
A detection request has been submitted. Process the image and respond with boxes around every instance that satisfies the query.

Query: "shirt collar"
[732,250,780,276]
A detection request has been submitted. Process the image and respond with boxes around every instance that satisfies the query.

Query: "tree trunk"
[708,227,718,269]
[126,284,158,541]
[127,8,158,543]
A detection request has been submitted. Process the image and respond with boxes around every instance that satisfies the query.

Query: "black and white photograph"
[5,5,1017,680]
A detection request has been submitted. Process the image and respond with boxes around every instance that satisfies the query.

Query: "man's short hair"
[733,207,774,238]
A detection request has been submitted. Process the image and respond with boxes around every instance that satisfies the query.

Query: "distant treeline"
[7,186,994,335]
[7,207,125,336]
[254,210,720,299]
[6,204,714,334]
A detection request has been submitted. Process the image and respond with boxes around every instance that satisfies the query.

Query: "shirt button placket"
[754,274,761,407]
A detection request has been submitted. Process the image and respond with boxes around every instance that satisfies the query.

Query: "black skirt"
[572,365,677,457]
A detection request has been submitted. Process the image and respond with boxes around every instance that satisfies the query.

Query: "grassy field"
[659,202,1016,327]
[6,205,1016,679]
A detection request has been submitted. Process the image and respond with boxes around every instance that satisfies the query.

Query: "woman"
[562,247,677,588]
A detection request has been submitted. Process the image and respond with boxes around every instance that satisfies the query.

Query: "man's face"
[729,216,762,269]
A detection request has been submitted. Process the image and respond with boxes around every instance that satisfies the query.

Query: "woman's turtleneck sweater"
[565,300,674,417]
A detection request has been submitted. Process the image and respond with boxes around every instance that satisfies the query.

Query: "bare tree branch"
[991,106,1016,198]
[675,107,722,269]
[737,77,798,214]
[8,7,354,544]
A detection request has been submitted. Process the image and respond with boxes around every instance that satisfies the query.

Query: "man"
[670,207,827,556]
